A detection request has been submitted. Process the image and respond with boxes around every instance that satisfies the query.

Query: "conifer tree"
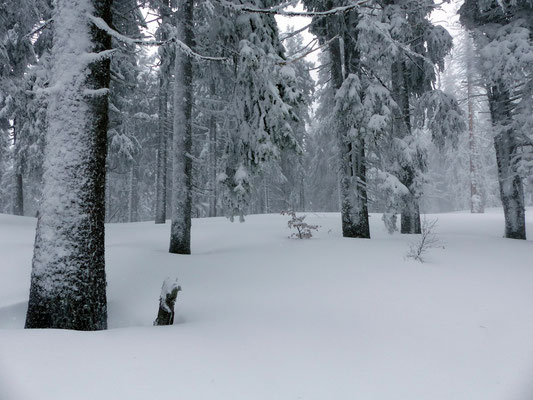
[460,0,532,239]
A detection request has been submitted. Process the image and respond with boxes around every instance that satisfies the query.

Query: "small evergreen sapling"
[282,210,319,239]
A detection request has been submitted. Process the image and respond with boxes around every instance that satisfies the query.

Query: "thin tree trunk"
[155,78,168,223]
[208,79,217,217]
[466,36,484,214]
[12,118,24,216]
[128,162,139,222]
[13,168,24,216]
[25,0,111,330]
[169,0,193,255]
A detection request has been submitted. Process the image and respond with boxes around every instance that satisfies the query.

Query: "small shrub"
[406,217,443,262]
[281,210,319,239]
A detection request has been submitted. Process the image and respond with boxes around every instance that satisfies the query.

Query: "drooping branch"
[280,35,339,65]
[219,0,371,16]
[87,14,227,62]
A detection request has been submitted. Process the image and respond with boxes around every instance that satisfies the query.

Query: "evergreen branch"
[280,35,338,65]
[87,14,228,62]
[24,18,53,38]
[219,0,370,16]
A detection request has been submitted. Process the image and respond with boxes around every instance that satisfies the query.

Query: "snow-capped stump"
[154,278,181,326]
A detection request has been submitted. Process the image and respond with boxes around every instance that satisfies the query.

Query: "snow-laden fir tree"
[460,0,533,239]
[25,0,112,330]
[0,0,51,215]
[302,0,371,238]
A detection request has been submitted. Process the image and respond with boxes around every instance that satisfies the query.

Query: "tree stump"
[154,278,181,326]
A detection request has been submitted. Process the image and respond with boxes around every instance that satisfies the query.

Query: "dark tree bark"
[390,60,421,234]
[154,278,181,326]
[25,0,112,330]
[128,161,139,222]
[12,118,24,216]
[13,169,24,216]
[169,0,193,254]
[155,78,168,224]
[326,7,370,239]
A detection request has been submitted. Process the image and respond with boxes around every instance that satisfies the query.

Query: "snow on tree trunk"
[329,28,370,239]
[488,84,526,240]
[169,0,193,255]
[25,0,112,330]
[154,278,181,326]
[155,78,168,224]
[466,36,484,214]
[208,79,217,218]
[390,60,421,234]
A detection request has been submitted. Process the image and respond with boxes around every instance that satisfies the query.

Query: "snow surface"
[1,210,533,399]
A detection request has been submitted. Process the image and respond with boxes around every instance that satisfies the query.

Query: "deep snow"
[1,210,533,399]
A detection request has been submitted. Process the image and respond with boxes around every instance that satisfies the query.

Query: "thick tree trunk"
[25,0,111,330]
[488,83,526,240]
[328,13,370,239]
[169,0,193,255]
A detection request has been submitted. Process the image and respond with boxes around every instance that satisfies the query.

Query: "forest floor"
[1,209,533,399]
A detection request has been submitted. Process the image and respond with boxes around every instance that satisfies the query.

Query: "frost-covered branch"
[24,18,54,38]
[87,14,227,62]
[219,0,371,16]
[280,35,338,65]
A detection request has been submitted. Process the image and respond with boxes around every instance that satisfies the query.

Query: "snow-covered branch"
[87,14,227,62]
[219,0,371,16]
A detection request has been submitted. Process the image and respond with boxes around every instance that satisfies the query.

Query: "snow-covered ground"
[1,210,533,400]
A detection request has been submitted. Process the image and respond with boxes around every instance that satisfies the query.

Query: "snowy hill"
[1,211,533,400]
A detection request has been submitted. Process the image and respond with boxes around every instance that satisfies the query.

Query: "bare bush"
[406,217,443,262]
[281,210,319,239]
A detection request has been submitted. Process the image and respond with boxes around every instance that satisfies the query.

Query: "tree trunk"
[128,162,139,222]
[208,79,217,217]
[12,118,24,216]
[13,169,24,216]
[390,59,421,234]
[466,36,484,214]
[25,0,111,330]
[169,0,193,255]
[488,83,526,239]
[155,77,168,224]
[154,278,181,326]
[328,13,370,239]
